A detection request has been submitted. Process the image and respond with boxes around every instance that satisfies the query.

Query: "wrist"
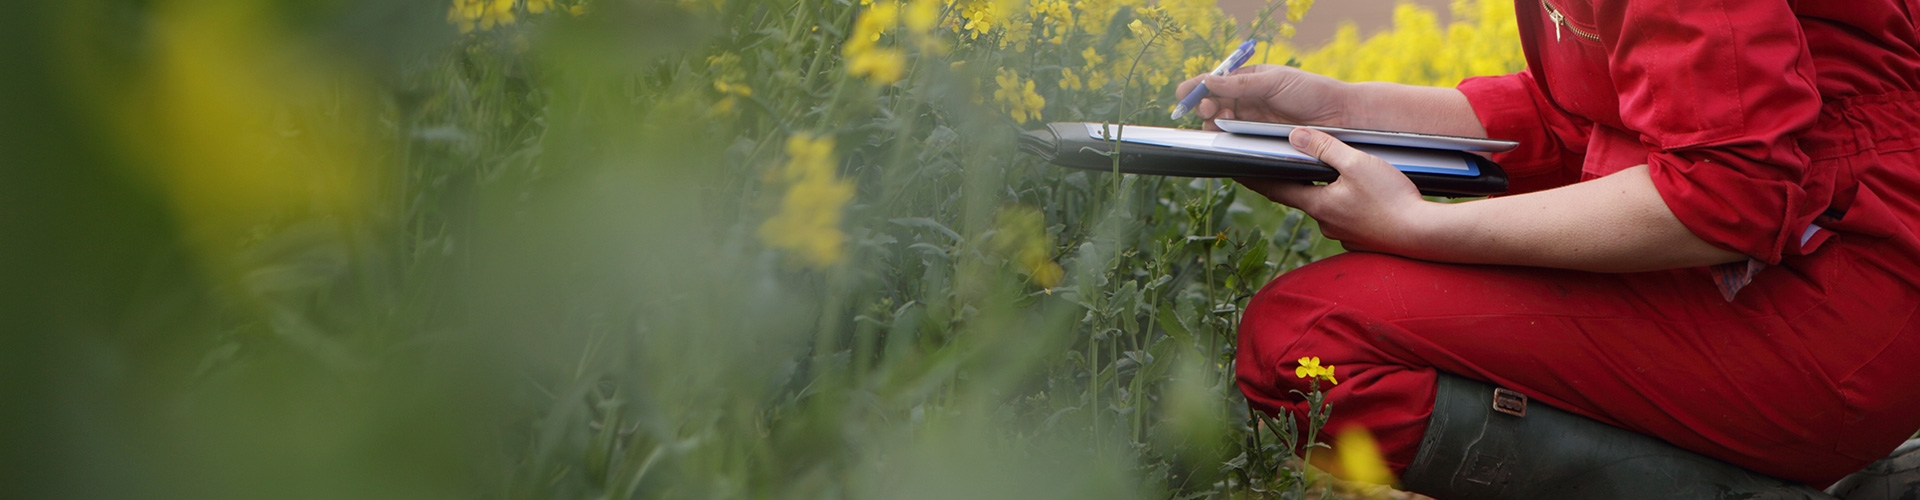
[1383,200,1463,260]
[1330,81,1368,129]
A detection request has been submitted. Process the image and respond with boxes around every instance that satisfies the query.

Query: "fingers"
[1233,177,1319,210]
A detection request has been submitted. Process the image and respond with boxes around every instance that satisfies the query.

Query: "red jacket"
[1460,0,1920,265]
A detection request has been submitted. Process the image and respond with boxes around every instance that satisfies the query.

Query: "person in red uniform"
[1177,0,1920,494]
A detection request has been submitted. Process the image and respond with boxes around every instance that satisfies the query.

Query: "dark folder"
[1019,122,1509,197]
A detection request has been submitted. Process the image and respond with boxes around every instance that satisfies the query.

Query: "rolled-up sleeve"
[1458,71,1591,194]
[1597,0,1826,263]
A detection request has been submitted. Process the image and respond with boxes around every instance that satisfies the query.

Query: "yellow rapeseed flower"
[905,0,940,32]
[760,134,854,269]
[447,0,484,33]
[1335,426,1396,486]
[992,68,1044,124]
[527,0,554,14]
[848,48,907,85]
[1032,0,1073,45]
[845,2,907,85]
[958,1,1001,39]
[991,206,1064,288]
[1085,69,1108,90]
[481,0,516,30]
[1058,67,1082,91]
[1295,356,1338,385]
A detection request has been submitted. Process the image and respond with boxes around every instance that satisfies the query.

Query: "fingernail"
[1290,130,1310,149]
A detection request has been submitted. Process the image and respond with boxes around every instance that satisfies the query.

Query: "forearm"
[1394,166,1744,273]
[1341,82,1488,139]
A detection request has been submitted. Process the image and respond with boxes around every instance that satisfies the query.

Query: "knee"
[1236,253,1409,406]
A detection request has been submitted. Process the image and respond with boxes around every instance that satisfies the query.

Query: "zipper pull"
[1547,6,1564,42]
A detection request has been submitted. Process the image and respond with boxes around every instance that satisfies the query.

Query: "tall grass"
[0,0,1520,499]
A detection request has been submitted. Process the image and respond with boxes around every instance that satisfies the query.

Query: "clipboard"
[1018,122,1509,197]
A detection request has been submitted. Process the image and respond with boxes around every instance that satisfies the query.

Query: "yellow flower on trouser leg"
[759,134,854,269]
[1295,356,1338,385]
[1335,426,1397,486]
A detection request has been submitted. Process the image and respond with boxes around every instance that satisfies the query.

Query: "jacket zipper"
[1542,0,1602,42]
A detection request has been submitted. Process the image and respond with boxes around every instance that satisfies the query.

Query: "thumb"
[1200,72,1259,99]
[1289,128,1378,175]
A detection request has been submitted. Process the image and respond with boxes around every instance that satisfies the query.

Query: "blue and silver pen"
[1170,39,1259,120]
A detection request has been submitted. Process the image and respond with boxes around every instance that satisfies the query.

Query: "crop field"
[1,0,1521,498]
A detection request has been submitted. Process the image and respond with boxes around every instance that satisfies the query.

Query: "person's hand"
[1236,128,1436,254]
[1174,64,1352,132]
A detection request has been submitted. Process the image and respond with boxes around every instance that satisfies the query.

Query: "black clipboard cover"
[1018,122,1509,197]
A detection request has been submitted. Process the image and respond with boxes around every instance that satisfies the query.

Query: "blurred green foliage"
[0,0,1492,498]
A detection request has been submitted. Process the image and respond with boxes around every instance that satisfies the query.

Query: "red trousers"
[1236,234,1920,486]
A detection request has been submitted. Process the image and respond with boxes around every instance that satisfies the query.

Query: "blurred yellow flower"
[958,1,1001,39]
[993,68,1045,124]
[1295,356,1337,385]
[1033,0,1072,45]
[1085,69,1108,90]
[1287,0,1316,22]
[991,206,1064,288]
[848,48,906,85]
[1080,46,1104,69]
[1335,426,1396,486]
[527,0,554,14]
[447,0,484,33]
[481,0,516,30]
[845,2,907,85]
[905,0,940,32]
[760,134,854,269]
[1058,67,1082,91]
[1180,54,1212,79]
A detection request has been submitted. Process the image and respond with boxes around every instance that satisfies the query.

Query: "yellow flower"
[844,2,907,85]
[1287,0,1316,22]
[958,1,1000,39]
[1335,426,1396,486]
[481,0,516,30]
[1181,54,1213,77]
[991,206,1064,288]
[1080,47,1104,67]
[1032,0,1073,45]
[527,0,554,14]
[1295,356,1338,385]
[1127,19,1150,39]
[993,68,1045,124]
[569,4,585,16]
[446,0,484,33]
[1085,70,1108,90]
[905,0,940,32]
[1058,67,1082,91]
[847,47,906,85]
[759,134,854,269]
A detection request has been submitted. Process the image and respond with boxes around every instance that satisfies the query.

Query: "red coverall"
[1236,0,1920,486]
